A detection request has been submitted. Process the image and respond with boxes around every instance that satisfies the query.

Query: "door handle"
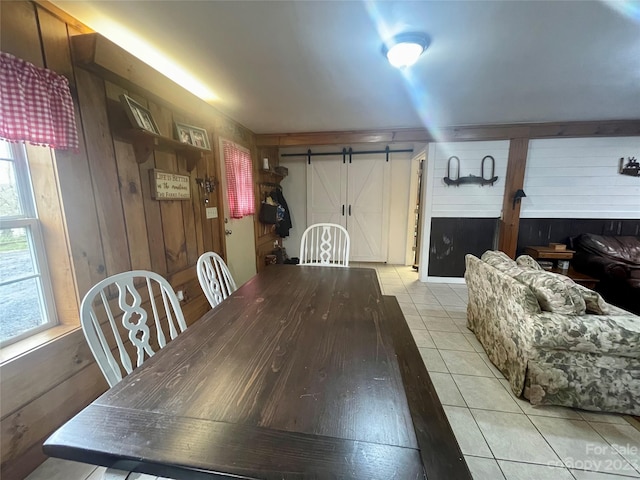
[348,205,351,216]
[342,204,345,216]
[225,229,232,235]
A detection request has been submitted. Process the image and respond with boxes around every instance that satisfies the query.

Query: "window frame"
[0,141,59,347]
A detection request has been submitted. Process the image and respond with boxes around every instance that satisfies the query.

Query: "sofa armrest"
[572,252,629,280]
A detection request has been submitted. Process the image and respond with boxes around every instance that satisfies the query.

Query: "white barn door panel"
[307,156,390,262]
[306,156,347,227]
[348,157,390,262]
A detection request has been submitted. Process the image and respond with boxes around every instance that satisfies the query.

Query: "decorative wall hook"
[196,176,217,205]
[619,157,639,177]
[443,155,499,186]
[512,189,527,209]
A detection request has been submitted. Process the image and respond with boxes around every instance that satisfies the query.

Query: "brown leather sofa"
[571,234,640,314]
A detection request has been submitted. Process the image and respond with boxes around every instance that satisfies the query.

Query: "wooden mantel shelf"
[122,129,207,171]
[70,33,215,123]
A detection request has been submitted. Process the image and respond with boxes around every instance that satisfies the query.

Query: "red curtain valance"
[0,52,79,151]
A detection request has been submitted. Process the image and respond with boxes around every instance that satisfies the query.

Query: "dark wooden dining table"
[44,266,471,479]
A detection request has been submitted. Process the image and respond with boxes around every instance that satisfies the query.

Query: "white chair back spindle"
[197,252,237,308]
[80,270,187,387]
[299,223,350,267]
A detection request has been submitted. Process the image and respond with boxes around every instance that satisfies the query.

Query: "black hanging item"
[443,155,499,186]
[259,200,278,224]
[273,188,293,238]
[619,157,639,177]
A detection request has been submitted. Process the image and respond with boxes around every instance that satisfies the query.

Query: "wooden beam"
[255,120,640,147]
[498,138,530,258]
[69,33,242,130]
[33,1,94,34]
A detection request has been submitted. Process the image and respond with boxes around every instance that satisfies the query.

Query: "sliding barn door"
[347,157,391,262]
[306,156,347,227]
[306,156,390,262]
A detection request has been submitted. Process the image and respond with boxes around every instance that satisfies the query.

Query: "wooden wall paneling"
[53,99,105,296]
[35,5,74,83]
[198,156,215,254]
[498,138,529,258]
[191,159,205,257]
[74,68,131,277]
[115,113,167,276]
[0,330,94,419]
[138,155,168,275]
[104,82,153,272]
[178,155,199,265]
[170,112,207,258]
[34,1,94,35]
[0,363,107,469]
[156,150,188,273]
[1,432,49,480]
[167,266,210,323]
[0,1,43,67]
[103,82,132,134]
[113,140,153,271]
[148,103,188,273]
[180,294,211,323]
[517,218,640,254]
[24,145,79,326]
[37,22,106,300]
[147,99,173,138]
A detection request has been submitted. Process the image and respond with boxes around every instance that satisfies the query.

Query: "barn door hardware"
[619,157,639,177]
[443,155,499,186]
[282,146,414,159]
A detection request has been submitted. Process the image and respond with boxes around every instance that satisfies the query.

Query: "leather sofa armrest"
[573,252,629,280]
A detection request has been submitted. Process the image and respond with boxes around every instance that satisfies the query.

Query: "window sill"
[0,324,80,364]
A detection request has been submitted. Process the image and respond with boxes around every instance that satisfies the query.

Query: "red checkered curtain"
[224,141,255,218]
[0,52,79,150]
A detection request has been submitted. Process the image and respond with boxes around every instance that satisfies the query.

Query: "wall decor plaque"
[150,169,191,200]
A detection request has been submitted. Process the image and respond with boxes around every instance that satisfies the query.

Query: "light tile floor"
[28,264,640,480]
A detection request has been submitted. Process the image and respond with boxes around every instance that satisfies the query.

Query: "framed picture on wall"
[174,122,211,150]
[119,94,160,135]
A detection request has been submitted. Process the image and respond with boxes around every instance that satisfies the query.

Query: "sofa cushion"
[531,311,640,357]
[481,250,523,277]
[581,289,610,315]
[516,254,544,271]
[513,270,586,315]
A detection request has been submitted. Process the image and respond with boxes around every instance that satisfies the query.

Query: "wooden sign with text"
[150,169,191,200]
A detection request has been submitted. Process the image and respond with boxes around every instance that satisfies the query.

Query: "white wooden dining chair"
[197,251,237,308]
[80,270,187,388]
[299,223,350,267]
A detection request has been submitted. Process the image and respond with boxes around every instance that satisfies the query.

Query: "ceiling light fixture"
[382,33,430,69]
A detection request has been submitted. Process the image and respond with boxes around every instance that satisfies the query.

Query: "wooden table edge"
[381,295,472,479]
[43,404,425,480]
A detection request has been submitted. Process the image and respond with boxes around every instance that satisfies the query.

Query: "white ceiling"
[53,1,640,135]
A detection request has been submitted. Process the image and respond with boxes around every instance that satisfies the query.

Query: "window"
[0,140,57,346]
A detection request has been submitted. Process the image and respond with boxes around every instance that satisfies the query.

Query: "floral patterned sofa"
[465,251,640,415]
